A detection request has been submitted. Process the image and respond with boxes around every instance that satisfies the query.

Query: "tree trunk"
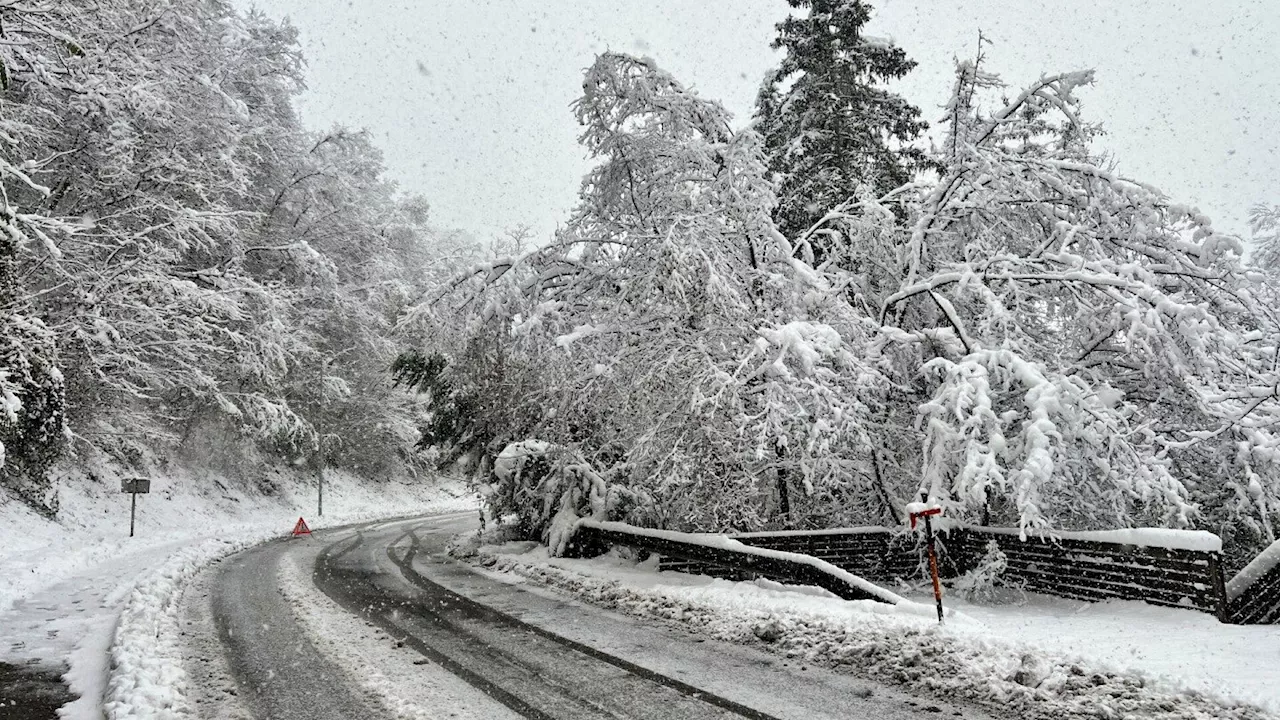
[872,450,900,525]
[775,441,791,521]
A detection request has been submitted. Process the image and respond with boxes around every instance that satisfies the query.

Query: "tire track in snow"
[313,522,783,720]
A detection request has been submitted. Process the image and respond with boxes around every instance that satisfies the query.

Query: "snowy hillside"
[1,464,474,615]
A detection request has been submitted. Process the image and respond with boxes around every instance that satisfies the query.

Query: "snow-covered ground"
[931,592,1280,713]
[473,541,1279,720]
[0,464,475,719]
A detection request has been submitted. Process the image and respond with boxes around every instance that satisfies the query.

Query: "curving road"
[203,514,993,720]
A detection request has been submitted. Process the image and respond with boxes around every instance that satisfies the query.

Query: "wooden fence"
[948,528,1226,617]
[727,527,1226,617]
[580,521,1280,624]
[571,522,901,604]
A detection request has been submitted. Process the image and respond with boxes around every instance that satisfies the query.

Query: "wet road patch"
[0,662,76,720]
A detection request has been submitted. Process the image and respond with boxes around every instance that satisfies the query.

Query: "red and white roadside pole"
[909,492,945,623]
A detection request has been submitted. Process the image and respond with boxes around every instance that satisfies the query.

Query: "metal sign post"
[121,477,151,537]
[316,434,324,517]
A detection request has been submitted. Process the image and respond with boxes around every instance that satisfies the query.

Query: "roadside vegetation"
[400,2,1280,573]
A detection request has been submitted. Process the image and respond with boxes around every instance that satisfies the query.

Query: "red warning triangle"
[291,517,312,537]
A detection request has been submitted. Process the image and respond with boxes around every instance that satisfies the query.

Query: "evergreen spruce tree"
[756,0,930,240]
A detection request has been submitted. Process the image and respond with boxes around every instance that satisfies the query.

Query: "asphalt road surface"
[206,514,994,720]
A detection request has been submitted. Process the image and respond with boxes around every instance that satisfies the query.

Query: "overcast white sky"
[241,0,1278,243]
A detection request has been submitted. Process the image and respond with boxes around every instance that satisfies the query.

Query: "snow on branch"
[418,51,1280,558]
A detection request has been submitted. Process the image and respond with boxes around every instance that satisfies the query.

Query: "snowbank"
[103,536,251,718]
[475,542,1274,720]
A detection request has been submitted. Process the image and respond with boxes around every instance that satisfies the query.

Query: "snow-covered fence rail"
[726,527,930,581]
[1226,540,1280,624]
[571,520,906,604]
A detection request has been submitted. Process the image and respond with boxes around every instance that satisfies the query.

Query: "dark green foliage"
[393,333,542,470]
[756,0,930,240]
[390,349,447,394]
[391,349,467,450]
[492,451,553,539]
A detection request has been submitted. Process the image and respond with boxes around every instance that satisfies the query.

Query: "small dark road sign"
[122,477,151,537]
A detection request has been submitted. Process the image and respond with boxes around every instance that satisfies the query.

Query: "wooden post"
[316,362,328,518]
[774,441,790,520]
[1209,551,1230,623]
[924,511,944,623]
[919,491,945,624]
[129,491,137,538]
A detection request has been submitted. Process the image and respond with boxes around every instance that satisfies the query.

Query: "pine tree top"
[756,0,930,242]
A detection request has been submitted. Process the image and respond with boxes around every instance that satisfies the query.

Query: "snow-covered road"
[209,528,390,719]
[8,488,1270,720]
[0,471,477,718]
[193,514,993,719]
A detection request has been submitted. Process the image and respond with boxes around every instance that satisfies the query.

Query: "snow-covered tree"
[1250,204,1280,273]
[0,0,444,499]
[421,53,912,531]
[419,54,773,528]
[425,51,1280,565]
[1,1,306,455]
[817,60,1280,557]
[0,163,67,513]
[755,0,930,240]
